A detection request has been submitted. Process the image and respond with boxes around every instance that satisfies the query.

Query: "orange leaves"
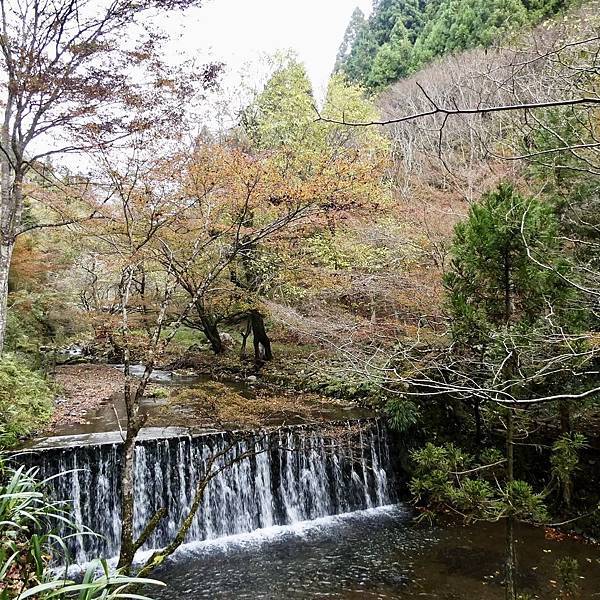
[9,237,55,290]
[183,139,386,238]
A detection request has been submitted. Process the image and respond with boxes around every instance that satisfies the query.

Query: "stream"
[151,507,600,599]
[27,365,600,599]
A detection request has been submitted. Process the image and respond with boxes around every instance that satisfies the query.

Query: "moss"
[0,355,53,448]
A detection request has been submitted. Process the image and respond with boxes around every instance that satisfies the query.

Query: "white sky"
[162,0,373,100]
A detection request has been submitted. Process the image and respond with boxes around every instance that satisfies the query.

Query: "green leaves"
[445,183,565,338]
[13,562,165,599]
[501,480,549,523]
[0,355,54,448]
[409,442,548,524]
[338,0,570,89]
[551,432,588,506]
[385,398,420,432]
[241,56,316,152]
[443,183,582,405]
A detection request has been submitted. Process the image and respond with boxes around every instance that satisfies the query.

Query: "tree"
[335,7,368,71]
[163,128,385,365]
[382,184,593,599]
[168,60,389,366]
[444,184,573,598]
[241,57,316,151]
[337,0,574,89]
[0,0,219,353]
[72,138,241,573]
[367,21,413,89]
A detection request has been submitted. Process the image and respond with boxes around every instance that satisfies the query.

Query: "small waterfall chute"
[28,420,396,562]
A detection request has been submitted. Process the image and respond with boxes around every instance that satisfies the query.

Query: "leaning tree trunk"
[117,408,139,572]
[195,302,224,354]
[201,317,224,355]
[117,344,141,573]
[0,238,14,353]
[250,310,272,368]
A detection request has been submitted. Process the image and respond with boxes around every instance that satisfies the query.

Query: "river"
[26,366,600,599]
[152,506,600,599]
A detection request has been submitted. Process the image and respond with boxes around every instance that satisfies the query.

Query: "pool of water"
[151,505,600,600]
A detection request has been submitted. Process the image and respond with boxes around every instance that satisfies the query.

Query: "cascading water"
[29,420,396,563]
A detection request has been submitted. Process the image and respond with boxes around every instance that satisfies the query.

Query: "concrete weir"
[22,420,397,563]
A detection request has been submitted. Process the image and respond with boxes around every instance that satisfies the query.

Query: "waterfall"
[29,420,396,562]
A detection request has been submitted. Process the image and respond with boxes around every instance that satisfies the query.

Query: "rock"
[173,368,196,377]
[220,333,237,347]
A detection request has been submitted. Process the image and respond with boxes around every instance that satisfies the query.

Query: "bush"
[410,442,549,523]
[0,356,53,447]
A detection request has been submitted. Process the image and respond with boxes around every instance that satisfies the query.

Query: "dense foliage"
[337,0,574,89]
[0,357,53,448]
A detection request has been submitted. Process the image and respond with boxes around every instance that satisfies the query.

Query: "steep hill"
[336,0,577,89]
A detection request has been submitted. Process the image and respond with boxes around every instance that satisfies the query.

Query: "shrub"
[385,397,420,432]
[0,455,164,598]
[0,356,53,447]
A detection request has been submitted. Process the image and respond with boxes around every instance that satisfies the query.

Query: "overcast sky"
[163,0,373,99]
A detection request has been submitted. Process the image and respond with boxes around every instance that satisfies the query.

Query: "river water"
[29,366,600,599]
[152,505,600,599]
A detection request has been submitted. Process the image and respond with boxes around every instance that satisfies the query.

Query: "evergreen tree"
[367,21,414,88]
[441,183,579,599]
[337,0,571,89]
[335,7,368,71]
[445,182,567,347]
[241,57,316,150]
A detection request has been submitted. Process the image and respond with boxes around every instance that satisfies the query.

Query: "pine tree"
[337,0,569,89]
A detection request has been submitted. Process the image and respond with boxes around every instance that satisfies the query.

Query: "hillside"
[336,0,579,90]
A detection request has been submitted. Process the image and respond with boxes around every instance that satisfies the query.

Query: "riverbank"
[44,360,375,438]
[48,364,126,431]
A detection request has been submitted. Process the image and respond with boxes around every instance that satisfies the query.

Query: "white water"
[33,421,396,563]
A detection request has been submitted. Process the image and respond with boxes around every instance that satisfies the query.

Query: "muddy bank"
[48,364,125,431]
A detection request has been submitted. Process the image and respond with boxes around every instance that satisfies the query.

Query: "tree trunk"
[505,408,517,600]
[240,318,251,359]
[250,310,272,368]
[117,412,139,572]
[117,336,141,572]
[474,400,482,450]
[201,316,224,354]
[559,399,571,434]
[0,239,14,353]
[195,302,224,354]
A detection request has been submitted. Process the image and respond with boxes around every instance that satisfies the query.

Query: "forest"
[0,0,599,599]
